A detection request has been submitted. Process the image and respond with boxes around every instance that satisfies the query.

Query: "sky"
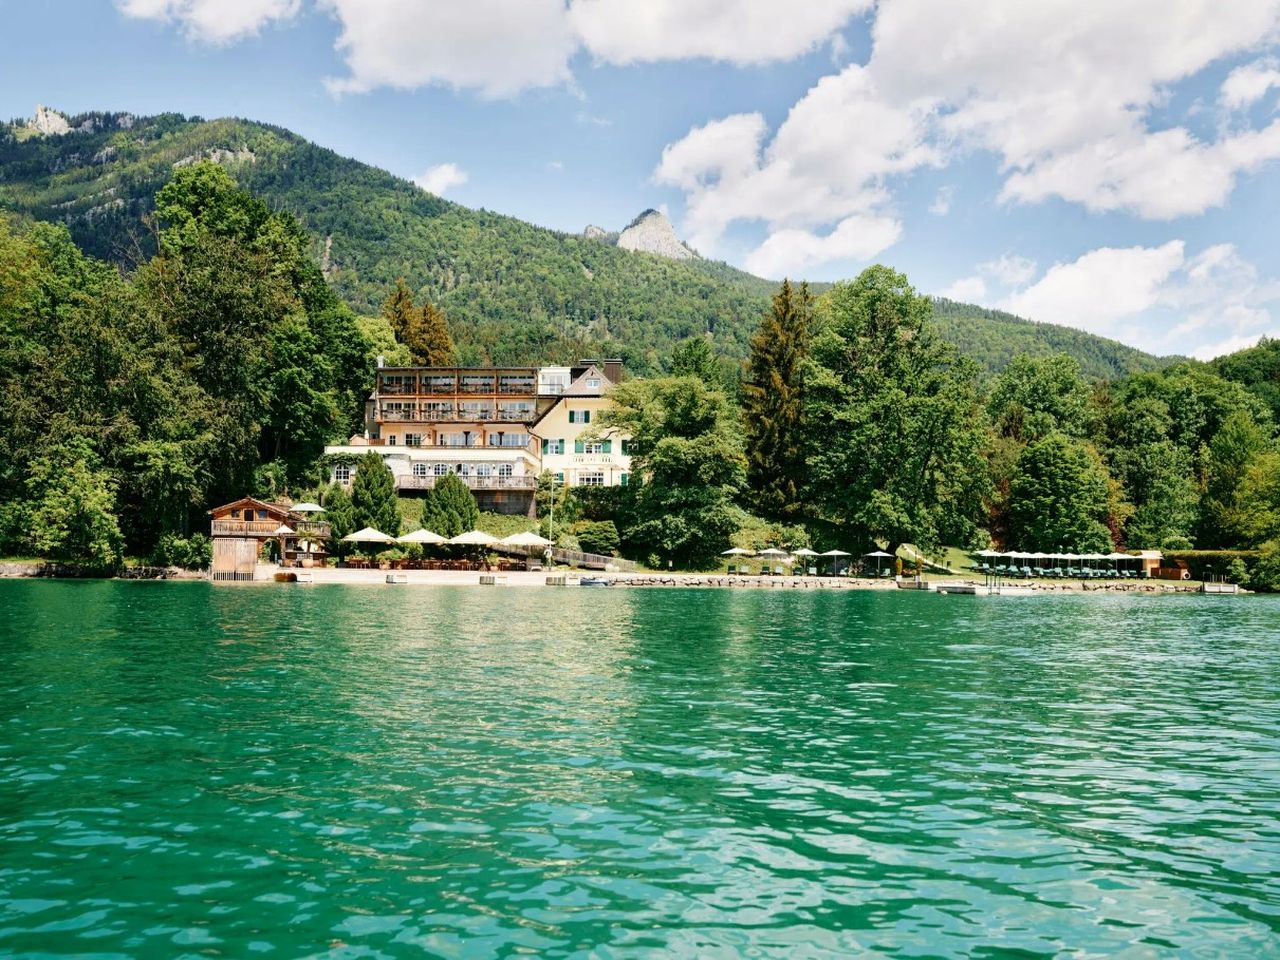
[4,1,1280,360]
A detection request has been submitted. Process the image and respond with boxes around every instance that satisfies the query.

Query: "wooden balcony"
[212,519,332,538]
[394,475,538,492]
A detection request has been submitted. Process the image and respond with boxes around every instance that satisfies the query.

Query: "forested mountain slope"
[1,108,1170,378]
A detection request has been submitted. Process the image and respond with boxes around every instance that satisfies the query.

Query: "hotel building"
[323,359,632,515]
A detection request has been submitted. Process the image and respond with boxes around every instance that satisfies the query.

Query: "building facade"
[324,359,632,516]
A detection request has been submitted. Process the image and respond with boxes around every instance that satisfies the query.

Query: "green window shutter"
[569,411,579,424]
[602,439,612,453]
[574,439,584,454]
[541,438,548,454]
[583,410,591,423]
[620,473,629,486]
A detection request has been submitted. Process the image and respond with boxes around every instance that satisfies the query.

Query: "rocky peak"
[30,104,71,136]
[616,208,697,261]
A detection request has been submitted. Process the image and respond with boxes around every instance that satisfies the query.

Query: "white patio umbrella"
[757,548,789,557]
[290,502,324,513]
[449,530,500,546]
[864,549,894,574]
[343,526,395,544]
[720,547,754,556]
[792,548,819,557]
[398,528,447,545]
[820,549,852,557]
[272,524,295,536]
[502,531,554,548]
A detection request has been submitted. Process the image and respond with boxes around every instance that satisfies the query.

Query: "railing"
[550,547,636,571]
[394,475,538,491]
[212,519,333,538]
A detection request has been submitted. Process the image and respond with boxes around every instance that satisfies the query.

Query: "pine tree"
[423,474,479,537]
[742,279,812,518]
[350,451,401,535]
[415,301,457,366]
[381,278,417,347]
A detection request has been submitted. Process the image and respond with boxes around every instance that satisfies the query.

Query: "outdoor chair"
[727,564,737,575]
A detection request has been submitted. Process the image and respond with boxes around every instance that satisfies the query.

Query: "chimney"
[603,358,623,383]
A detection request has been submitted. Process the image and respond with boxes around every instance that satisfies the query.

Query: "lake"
[1,581,1278,957]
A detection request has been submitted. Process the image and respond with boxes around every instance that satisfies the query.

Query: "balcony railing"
[212,519,332,538]
[394,475,538,492]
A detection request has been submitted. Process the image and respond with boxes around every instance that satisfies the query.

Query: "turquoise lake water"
[1,580,1278,957]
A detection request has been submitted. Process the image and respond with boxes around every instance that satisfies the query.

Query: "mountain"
[589,208,699,261]
[0,107,1169,380]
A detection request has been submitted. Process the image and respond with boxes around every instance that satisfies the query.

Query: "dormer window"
[586,378,600,388]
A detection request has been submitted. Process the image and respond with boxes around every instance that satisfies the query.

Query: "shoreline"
[0,562,1238,593]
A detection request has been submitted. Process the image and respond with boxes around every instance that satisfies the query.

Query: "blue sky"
[4,1,1280,359]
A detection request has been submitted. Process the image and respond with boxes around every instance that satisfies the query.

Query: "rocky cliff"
[584,209,697,261]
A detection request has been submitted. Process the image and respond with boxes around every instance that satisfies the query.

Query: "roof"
[562,363,614,397]
[207,496,294,518]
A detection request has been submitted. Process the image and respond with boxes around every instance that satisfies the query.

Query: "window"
[405,433,423,447]
[476,464,492,478]
[541,438,565,455]
[568,409,591,424]
[412,463,429,478]
[488,433,529,448]
[621,439,634,456]
[387,436,397,446]
[555,472,565,483]
[425,374,455,394]
[460,374,494,394]
[498,464,513,478]
[586,378,600,389]
[334,464,351,483]
[498,373,535,394]
[422,401,454,420]
[433,463,450,477]
[380,374,417,395]
[583,441,604,455]
[578,472,605,487]
[620,473,629,486]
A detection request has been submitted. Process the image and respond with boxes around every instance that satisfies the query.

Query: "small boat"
[579,576,610,587]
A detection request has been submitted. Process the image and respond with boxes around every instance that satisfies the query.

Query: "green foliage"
[24,441,124,569]
[669,336,721,385]
[988,353,1093,441]
[1212,336,1280,424]
[743,279,812,517]
[804,267,990,550]
[350,451,400,535]
[602,376,746,568]
[1007,433,1113,552]
[421,474,479,538]
[253,460,289,501]
[416,302,457,366]
[321,482,356,554]
[150,532,212,569]
[572,520,620,556]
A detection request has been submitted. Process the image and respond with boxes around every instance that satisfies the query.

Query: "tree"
[573,519,620,556]
[601,376,746,568]
[381,278,417,346]
[671,336,721,386]
[988,353,1093,441]
[1007,433,1114,552]
[350,451,400,535]
[414,301,457,366]
[422,473,479,537]
[1200,409,1272,548]
[743,279,812,517]
[321,482,356,555]
[804,267,989,551]
[26,441,124,569]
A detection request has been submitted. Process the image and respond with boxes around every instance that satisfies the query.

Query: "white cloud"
[658,0,1280,272]
[928,185,952,216]
[939,275,986,302]
[319,0,576,98]
[569,0,872,66]
[413,163,468,196]
[743,214,902,277]
[1221,57,1280,109]
[997,241,1280,358]
[980,254,1038,287]
[117,0,299,42]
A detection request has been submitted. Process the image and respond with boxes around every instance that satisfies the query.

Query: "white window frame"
[433,463,450,477]
[578,472,605,487]
[412,463,429,478]
[334,464,351,483]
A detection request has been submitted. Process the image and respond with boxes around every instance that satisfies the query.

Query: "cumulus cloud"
[744,214,902,278]
[658,0,1280,272]
[319,0,576,98]
[569,0,872,66]
[413,163,468,196]
[1221,57,1280,109]
[996,241,1280,358]
[117,0,299,42]
[939,275,986,302]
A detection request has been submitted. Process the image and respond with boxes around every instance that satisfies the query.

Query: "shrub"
[151,533,213,569]
[573,520,620,556]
